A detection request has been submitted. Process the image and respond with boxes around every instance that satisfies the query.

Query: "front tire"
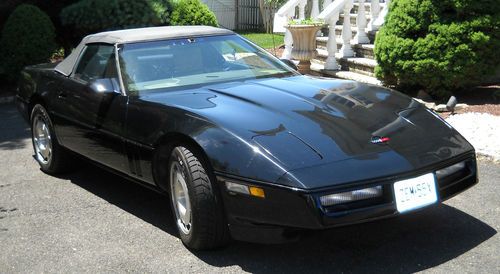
[31,104,73,174]
[168,146,229,250]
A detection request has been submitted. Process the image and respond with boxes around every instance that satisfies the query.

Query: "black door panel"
[51,44,129,173]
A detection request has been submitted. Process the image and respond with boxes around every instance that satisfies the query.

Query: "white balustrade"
[367,0,381,31]
[371,0,390,30]
[324,15,340,70]
[274,0,390,64]
[339,1,354,57]
[353,0,369,44]
[298,0,307,20]
[311,0,320,19]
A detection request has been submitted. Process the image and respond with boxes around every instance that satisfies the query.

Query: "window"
[74,44,117,82]
[118,35,298,95]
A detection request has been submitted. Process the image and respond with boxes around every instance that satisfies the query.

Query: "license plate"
[393,173,438,213]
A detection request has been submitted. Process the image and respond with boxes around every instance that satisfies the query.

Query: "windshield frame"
[116,34,300,96]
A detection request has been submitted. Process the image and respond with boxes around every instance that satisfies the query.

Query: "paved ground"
[0,103,498,273]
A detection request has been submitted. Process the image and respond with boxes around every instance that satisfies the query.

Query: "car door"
[54,43,129,173]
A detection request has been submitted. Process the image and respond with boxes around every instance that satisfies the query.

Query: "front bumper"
[216,152,478,243]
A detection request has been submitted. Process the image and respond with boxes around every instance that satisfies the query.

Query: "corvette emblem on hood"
[371,136,391,144]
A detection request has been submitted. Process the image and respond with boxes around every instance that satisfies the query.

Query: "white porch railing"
[273,0,391,70]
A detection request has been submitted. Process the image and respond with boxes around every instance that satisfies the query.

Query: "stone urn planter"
[285,24,323,74]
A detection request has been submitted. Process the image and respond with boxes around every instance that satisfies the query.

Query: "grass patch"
[238,32,284,49]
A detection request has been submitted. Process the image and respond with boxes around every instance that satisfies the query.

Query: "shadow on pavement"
[0,104,30,150]
[60,162,178,237]
[59,161,496,273]
[195,205,496,273]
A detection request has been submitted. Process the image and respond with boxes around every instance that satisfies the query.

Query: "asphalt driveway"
[0,103,498,273]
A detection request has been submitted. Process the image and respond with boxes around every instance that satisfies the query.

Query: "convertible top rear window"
[118,35,297,95]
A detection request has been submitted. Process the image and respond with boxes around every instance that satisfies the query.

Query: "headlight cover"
[320,186,383,207]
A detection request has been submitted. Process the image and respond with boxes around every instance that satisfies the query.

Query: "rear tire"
[31,104,74,174]
[168,145,229,250]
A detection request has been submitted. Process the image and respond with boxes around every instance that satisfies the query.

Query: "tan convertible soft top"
[55,26,233,76]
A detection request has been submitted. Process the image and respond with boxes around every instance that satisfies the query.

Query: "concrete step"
[316,36,344,49]
[315,48,377,76]
[310,61,382,86]
[316,37,376,59]
[352,43,375,58]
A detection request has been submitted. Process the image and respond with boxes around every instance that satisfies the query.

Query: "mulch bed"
[440,85,500,118]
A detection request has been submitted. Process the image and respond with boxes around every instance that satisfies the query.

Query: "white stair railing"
[311,0,320,18]
[371,0,390,30]
[353,0,369,43]
[273,0,307,59]
[366,0,381,31]
[316,0,351,69]
[273,0,391,69]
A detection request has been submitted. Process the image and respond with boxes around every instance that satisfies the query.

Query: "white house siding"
[202,0,236,30]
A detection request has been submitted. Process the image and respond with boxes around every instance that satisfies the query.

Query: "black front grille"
[318,155,477,217]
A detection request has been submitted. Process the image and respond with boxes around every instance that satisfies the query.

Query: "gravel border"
[446,112,500,162]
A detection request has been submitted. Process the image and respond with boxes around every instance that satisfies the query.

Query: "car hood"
[143,76,473,188]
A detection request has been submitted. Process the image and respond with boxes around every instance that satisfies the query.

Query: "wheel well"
[28,95,46,121]
[153,133,213,192]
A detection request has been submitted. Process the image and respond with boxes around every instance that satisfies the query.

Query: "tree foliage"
[374,0,500,97]
[0,4,57,82]
[170,0,218,27]
[60,0,161,37]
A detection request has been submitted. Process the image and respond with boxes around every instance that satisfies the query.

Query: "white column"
[282,29,293,59]
[324,15,340,70]
[367,0,381,31]
[322,0,332,11]
[298,0,307,20]
[311,0,320,19]
[353,0,369,44]
[281,11,295,59]
[339,0,354,57]
[372,0,390,30]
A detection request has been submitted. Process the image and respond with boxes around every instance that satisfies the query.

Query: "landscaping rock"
[413,98,436,110]
[435,104,448,112]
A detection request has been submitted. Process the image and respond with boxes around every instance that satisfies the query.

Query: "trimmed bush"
[0,4,57,82]
[374,0,500,97]
[150,0,175,25]
[60,0,161,37]
[170,0,218,27]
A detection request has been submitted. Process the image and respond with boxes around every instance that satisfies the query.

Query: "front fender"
[125,97,296,187]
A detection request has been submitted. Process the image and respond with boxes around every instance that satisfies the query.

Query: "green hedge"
[60,0,161,36]
[60,0,216,44]
[150,0,175,25]
[170,0,218,27]
[374,0,500,97]
[0,4,57,82]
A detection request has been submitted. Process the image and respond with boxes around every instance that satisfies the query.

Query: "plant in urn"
[285,19,324,74]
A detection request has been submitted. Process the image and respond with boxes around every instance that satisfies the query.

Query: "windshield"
[118,34,298,95]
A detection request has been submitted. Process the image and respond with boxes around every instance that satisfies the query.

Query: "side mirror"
[280,59,298,71]
[89,78,121,94]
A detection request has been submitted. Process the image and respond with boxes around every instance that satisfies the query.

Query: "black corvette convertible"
[16,26,477,250]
